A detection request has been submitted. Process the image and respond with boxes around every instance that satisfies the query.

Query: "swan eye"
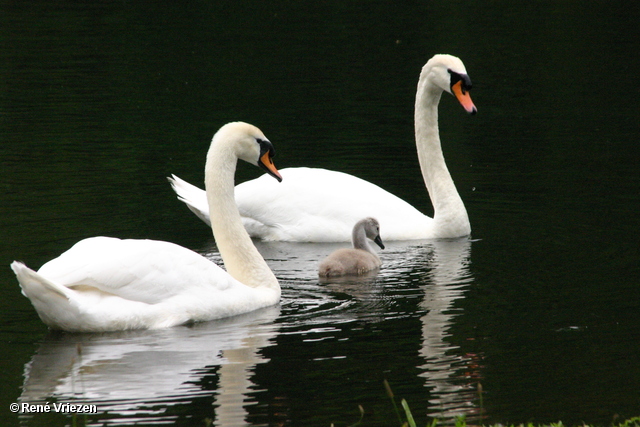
[257,138,276,159]
[448,69,473,94]
[256,137,282,182]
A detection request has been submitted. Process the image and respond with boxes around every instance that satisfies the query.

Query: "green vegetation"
[329,380,640,427]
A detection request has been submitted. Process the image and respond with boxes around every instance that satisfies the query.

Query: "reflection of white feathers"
[19,306,280,425]
[416,238,479,420]
[18,239,480,424]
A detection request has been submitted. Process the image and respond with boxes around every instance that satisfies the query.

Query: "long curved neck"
[414,76,470,236]
[352,224,374,254]
[204,144,279,290]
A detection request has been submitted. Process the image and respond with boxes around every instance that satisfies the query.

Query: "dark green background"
[1,1,639,425]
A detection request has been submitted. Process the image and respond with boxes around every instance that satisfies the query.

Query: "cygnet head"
[212,122,282,181]
[421,54,477,114]
[356,217,384,250]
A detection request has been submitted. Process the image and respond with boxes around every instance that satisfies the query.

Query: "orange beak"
[259,151,283,182]
[452,80,477,114]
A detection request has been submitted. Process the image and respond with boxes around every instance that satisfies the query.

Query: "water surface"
[1,1,639,426]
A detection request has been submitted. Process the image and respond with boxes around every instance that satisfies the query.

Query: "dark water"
[1,1,639,426]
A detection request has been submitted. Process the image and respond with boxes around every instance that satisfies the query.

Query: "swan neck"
[352,225,373,253]
[205,143,279,290]
[414,77,470,235]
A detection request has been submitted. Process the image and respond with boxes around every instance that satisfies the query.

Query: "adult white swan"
[11,122,283,332]
[169,54,476,242]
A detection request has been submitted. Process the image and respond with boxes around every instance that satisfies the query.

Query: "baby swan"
[318,217,385,278]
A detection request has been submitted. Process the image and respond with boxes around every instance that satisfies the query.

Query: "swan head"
[214,122,283,182]
[362,217,385,250]
[423,54,477,114]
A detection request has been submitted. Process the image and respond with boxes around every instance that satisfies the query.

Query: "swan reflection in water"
[18,238,481,425]
[18,305,280,426]
[259,237,483,422]
[335,237,482,422]
[414,238,482,421]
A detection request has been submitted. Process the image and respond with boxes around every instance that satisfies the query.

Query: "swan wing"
[12,237,264,331]
[35,237,235,304]
[170,168,432,242]
[237,167,430,241]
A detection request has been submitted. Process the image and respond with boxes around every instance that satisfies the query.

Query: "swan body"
[11,122,283,332]
[318,217,385,277]
[169,54,477,242]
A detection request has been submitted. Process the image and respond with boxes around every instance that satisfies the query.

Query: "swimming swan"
[11,122,283,332]
[318,217,385,277]
[168,54,476,242]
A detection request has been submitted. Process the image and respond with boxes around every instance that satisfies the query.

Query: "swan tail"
[11,261,71,301]
[11,261,94,331]
[167,174,211,226]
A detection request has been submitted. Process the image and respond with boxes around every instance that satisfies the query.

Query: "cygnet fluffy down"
[318,217,384,277]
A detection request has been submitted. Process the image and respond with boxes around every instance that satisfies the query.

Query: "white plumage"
[169,54,477,242]
[11,122,283,332]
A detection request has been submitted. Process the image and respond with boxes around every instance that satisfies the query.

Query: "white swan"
[169,54,476,242]
[10,122,283,332]
[318,217,385,277]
